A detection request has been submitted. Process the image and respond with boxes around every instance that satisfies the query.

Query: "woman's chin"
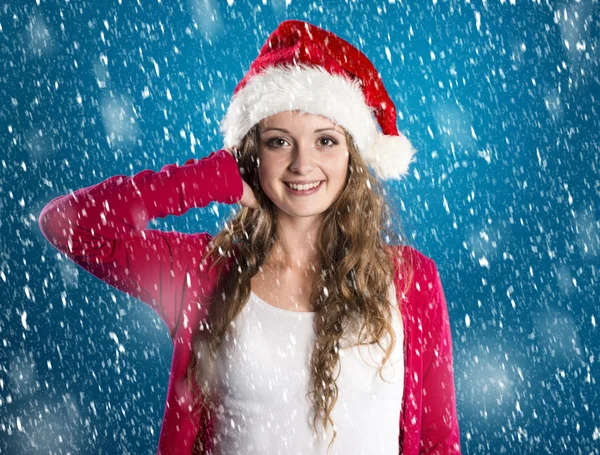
[276,205,327,221]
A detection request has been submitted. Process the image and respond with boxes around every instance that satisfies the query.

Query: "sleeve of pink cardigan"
[419,260,462,454]
[38,149,243,339]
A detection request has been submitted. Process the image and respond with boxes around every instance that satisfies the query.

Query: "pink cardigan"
[39,149,462,454]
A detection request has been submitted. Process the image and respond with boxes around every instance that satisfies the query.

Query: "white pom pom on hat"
[220,20,416,180]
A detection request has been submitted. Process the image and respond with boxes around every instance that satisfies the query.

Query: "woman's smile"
[283,180,324,195]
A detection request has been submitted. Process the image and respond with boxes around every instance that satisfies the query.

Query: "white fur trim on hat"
[368,132,417,180]
[219,64,415,179]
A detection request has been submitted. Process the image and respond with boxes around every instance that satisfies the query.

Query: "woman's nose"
[289,142,315,174]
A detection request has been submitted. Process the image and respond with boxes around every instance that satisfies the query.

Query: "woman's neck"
[265,213,321,272]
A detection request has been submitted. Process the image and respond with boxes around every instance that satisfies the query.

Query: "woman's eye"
[318,136,338,147]
[264,136,338,148]
[265,138,289,148]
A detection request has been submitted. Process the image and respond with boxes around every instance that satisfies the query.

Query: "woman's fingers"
[222,147,259,209]
[240,180,260,209]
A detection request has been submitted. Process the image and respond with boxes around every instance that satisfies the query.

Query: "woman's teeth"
[286,181,322,191]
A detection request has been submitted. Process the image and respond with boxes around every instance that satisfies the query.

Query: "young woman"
[39,20,461,455]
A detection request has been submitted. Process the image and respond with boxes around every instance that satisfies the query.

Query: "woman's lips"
[284,181,324,196]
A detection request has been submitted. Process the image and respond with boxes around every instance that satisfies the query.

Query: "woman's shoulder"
[387,244,438,278]
[387,244,444,314]
[389,244,448,328]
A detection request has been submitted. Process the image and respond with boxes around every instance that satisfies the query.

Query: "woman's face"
[257,111,350,222]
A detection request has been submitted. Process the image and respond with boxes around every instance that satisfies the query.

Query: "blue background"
[1,0,599,453]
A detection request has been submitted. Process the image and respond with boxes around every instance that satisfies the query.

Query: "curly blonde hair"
[187,123,414,453]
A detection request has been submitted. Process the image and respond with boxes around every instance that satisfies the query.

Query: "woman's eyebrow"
[260,127,342,134]
[314,127,343,134]
[260,127,289,133]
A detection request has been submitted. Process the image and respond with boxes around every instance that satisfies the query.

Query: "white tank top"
[212,284,404,455]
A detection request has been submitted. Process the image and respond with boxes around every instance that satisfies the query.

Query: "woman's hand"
[224,147,260,209]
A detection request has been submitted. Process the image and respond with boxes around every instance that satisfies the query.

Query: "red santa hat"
[220,20,416,180]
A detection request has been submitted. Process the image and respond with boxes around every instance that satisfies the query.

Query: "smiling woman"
[38,19,461,455]
[256,112,350,222]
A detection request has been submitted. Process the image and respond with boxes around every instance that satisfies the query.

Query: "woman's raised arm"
[38,149,243,339]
